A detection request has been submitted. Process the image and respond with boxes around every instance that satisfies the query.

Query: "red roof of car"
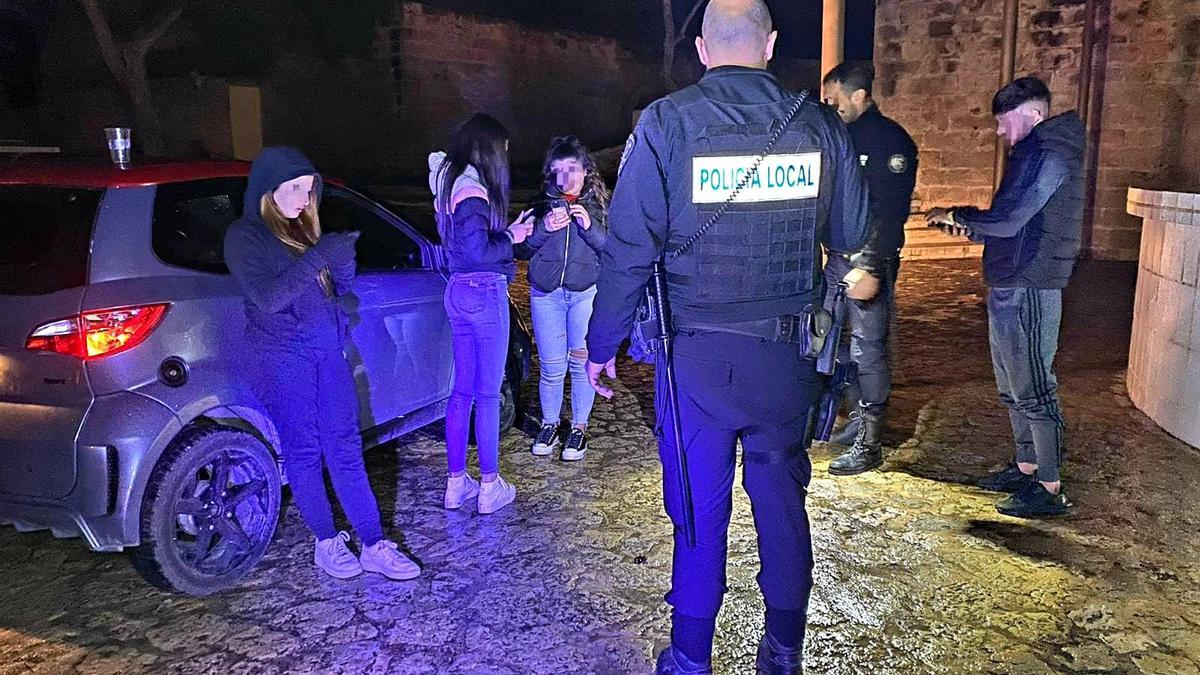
[0,158,252,188]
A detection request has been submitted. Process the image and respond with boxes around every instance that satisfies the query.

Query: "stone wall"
[379,2,660,181]
[874,0,1200,260]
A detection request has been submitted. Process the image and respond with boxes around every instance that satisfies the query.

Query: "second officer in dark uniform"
[585,2,871,672]
[819,61,918,475]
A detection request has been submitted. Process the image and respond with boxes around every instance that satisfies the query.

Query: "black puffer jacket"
[518,184,608,293]
[957,112,1085,289]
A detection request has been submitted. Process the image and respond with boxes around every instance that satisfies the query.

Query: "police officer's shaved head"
[696,0,777,69]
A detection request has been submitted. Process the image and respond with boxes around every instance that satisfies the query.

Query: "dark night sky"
[407,0,877,59]
[0,0,875,107]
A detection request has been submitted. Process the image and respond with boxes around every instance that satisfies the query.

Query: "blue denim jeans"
[530,285,598,427]
[988,287,1066,483]
[250,346,385,546]
[444,272,510,475]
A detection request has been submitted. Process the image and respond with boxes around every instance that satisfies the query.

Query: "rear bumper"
[0,391,180,552]
[0,444,124,551]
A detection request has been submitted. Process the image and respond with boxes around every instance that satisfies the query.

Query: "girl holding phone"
[518,136,609,461]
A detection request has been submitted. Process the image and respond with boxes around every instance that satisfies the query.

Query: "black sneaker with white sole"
[531,423,560,456]
[561,428,588,461]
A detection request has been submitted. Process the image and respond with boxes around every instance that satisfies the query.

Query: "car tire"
[468,380,519,444]
[499,379,517,433]
[132,425,282,596]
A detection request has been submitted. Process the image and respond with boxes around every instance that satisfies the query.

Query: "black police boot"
[654,644,713,675]
[826,410,861,447]
[996,482,1073,518]
[977,463,1037,493]
[827,407,883,476]
[755,632,804,674]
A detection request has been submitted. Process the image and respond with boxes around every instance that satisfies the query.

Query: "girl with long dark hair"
[520,136,609,461]
[427,114,534,514]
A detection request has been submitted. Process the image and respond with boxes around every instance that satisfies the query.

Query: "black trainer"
[977,463,1037,493]
[655,644,713,675]
[561,428,588,461]
[530,423,560,457]
[996,482,1073,518]
[755,632,804,674]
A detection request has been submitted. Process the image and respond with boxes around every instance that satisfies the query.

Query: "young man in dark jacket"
[928,77,1084,518]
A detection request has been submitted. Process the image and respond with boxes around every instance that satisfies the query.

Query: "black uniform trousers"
[656,331,821,623]
[823,254,901,410]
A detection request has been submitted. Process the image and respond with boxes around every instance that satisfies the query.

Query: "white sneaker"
[444,473,480,509]
[314,531,363,579]
[359,539,421,580]
[477,476,516,514]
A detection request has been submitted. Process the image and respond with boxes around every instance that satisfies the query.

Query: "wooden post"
[821,0,846,80]
[994,0,1020,191]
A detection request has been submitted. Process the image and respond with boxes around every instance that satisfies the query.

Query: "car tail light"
[26,303,170,359]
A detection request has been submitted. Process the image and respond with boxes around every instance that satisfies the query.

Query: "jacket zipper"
[559,210,571,288]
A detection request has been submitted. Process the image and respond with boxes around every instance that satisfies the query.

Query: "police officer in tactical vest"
[820,62,919,475]
[585,1,872,672]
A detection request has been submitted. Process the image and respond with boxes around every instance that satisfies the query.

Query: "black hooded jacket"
[957,112,1085,289]
[224,146,349,351]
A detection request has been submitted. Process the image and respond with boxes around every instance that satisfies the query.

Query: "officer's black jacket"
[847,105,918,259]
[586,66,870,365]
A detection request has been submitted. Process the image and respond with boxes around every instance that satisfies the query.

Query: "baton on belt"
[651,259,697,549]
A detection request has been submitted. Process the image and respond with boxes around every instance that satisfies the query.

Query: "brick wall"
[1090,0,1200,258]
[874,0,1200,261]
[380,2,660,180]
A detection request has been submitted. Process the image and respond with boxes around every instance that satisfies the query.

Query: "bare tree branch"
[79,0,130,89]
[131,1,186,54]
[672,0,706,48]
[79,0,185,156]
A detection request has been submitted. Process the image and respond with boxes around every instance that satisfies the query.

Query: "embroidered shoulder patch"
[619,133,637,176]
[888,154,909,174]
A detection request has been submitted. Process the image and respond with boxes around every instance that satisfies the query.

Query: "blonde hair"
[260,190,333,296]
[260,190,321,253]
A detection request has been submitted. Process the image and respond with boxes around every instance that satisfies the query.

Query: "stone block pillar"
[1126,187,1200,449]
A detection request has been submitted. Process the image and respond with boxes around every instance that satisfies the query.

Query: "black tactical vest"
[664,85,826,322]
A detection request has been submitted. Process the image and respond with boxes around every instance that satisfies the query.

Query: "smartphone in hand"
[549,198,570,223]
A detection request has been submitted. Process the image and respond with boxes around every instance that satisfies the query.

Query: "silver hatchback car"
[0,159,531,595]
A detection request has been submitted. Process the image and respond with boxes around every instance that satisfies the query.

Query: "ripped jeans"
[529,285,597,427]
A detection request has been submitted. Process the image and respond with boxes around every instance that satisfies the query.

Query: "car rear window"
[0,186,102,295]
[152,178,246,274]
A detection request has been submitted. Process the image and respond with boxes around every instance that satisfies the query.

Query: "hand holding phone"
[545,198,571,232]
